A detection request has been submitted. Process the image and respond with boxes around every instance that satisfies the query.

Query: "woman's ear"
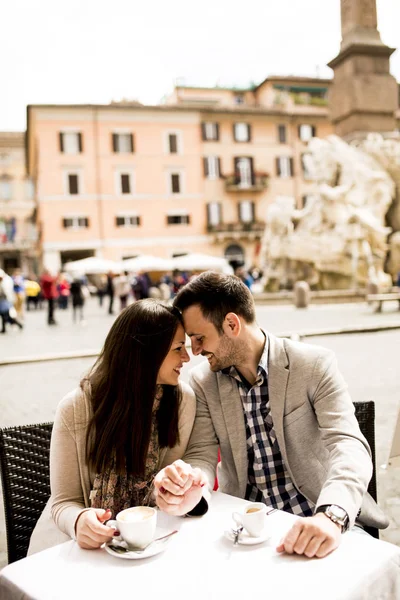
[223,312,241,338]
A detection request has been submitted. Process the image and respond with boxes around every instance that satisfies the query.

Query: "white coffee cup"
[232,502,267,537]
[107,506,157,549]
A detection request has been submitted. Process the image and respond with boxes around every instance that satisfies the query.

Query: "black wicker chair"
[0,422,53,563]
[353,401,379,539]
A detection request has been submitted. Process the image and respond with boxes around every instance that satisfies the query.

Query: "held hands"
[75,508,117,549]
[276,513,342,558]
[154,459,208,516]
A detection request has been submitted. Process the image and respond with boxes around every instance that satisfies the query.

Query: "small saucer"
[224,528,270,546]
[105,527,175,560]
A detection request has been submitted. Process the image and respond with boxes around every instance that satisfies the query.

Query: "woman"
[29,299,193,553]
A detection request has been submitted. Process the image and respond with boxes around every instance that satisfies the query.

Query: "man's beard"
[202,334,243,372]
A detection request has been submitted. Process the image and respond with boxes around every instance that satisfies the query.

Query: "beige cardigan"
[28,381,196,555]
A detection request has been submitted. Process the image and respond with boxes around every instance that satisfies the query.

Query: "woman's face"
[157,323,190,385]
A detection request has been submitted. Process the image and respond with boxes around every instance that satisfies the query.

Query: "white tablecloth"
[1,492,399,600]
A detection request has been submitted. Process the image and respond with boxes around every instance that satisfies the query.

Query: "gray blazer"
[184,333,388,530]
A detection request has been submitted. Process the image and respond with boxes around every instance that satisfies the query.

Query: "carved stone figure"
[261,134,399,290]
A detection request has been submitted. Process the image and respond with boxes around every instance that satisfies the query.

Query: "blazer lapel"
[217,372,248,493]
[267,334,290,467]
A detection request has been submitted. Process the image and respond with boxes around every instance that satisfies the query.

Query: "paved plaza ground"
[1,297,399,566]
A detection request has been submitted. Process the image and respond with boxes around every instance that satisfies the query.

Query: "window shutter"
[169,134,178,154]
[298,125,302,139]
[251,201,255,222]
[250,157,255,185]
[290,158,294,176]
[59,133,64,153]
[171,174,180,193]
[312,126,316,138]
[237,202,242,221]
[233,124,237,142]
[84,218,89,227]
[121,174,130,194]
[203,157,209,177]
[218,202,222,223]
[130,134,134,153]
[247,124,251,142]
[207,203,212,225]
[68,174,79,195]
[112,133,118,153]
[217,157,221,177]
[78,133,83,153]
[276,157,281,176]
[201,123,206,141]
[278,124,286,144]
[62,218,68,228]
[215,123,220,141]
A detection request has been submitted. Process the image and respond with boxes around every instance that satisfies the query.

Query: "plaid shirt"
[223,335,314,517]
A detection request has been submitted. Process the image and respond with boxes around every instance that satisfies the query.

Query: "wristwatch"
[315,505,349,533]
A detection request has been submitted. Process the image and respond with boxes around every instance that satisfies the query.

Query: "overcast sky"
[2,0,399,131]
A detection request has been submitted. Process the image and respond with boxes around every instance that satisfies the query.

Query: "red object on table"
[213,448,221,491]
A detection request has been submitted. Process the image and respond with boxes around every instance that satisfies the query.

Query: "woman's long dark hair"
[83,299,183,476]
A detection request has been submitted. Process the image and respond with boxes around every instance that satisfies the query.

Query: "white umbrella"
[63,257,122,274]
[172,253,232,273]
[121,254,174,272]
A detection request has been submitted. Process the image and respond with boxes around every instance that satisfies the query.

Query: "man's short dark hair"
[173,271,256,334]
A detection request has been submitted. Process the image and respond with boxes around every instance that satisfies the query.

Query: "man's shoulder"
[269,333,335,370]
[189,360,220,387]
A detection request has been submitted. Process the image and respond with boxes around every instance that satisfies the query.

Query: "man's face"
[183,304,239,372]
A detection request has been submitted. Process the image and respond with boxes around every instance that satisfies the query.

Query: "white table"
[1,492,399,600]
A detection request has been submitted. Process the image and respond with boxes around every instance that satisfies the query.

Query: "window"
[278,124,287,144]
[203,156,220,180]
[234,123,251,142]
[171,173,181,194]
[276,157,293,178]
[120,173,131,194]
[238,201,255,223]
[167,214,190,225]
[234,94,245,105]
[116,215,141,227]
[62,216,89,229]
[112,133,134,153]
[234,157,254,187]
[59,132,82,154]
[298,124,316,142]
[0,178,11,200]
[201,122,219,141]
[67,173,80,195]
[169,134,178,154]
[207,202,222,226]
[25,178,35,200]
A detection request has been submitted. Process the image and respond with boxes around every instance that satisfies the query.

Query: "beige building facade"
[27,77,336,272]
[0,132,38,273]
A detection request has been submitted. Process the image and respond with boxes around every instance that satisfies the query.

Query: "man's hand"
[276,513,342,558]
[154,459,207,516]
[75,508,117,549]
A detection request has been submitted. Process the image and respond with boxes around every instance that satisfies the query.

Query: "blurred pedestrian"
[12,268,25,321]
[25,278,41,310]
[0,269,23,333]
[106,271,115,315]
[40,269,58,325]
[57,274,70,310]
[97,274,107,307]
[70,276,86,324]
[114,270,131,311]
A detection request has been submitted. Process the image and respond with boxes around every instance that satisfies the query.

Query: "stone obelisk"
[328,0,398,139]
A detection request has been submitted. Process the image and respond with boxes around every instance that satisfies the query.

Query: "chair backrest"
[0,422,53,563]
[353,401,379,539]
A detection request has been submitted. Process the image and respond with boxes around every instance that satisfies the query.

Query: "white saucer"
[105,527,175,560]
[224,528,270,546]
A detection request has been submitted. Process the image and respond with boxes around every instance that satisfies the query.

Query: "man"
[154,271,388,559]
[40,269,58,325]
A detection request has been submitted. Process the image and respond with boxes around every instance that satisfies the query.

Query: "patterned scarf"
[90,385,163,516]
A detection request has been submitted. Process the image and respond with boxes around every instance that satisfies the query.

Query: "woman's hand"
[75,508,117,549]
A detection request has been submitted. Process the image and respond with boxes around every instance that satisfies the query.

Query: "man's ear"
[223,312,241,338]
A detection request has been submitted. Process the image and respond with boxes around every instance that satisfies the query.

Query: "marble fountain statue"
[260,134,400,291]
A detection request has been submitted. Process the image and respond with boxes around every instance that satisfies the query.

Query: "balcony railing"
[224,173,269,192]
[207,221,265,239]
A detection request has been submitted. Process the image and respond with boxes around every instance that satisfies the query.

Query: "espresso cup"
[232,502,267,537]
[107,506,157,549]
